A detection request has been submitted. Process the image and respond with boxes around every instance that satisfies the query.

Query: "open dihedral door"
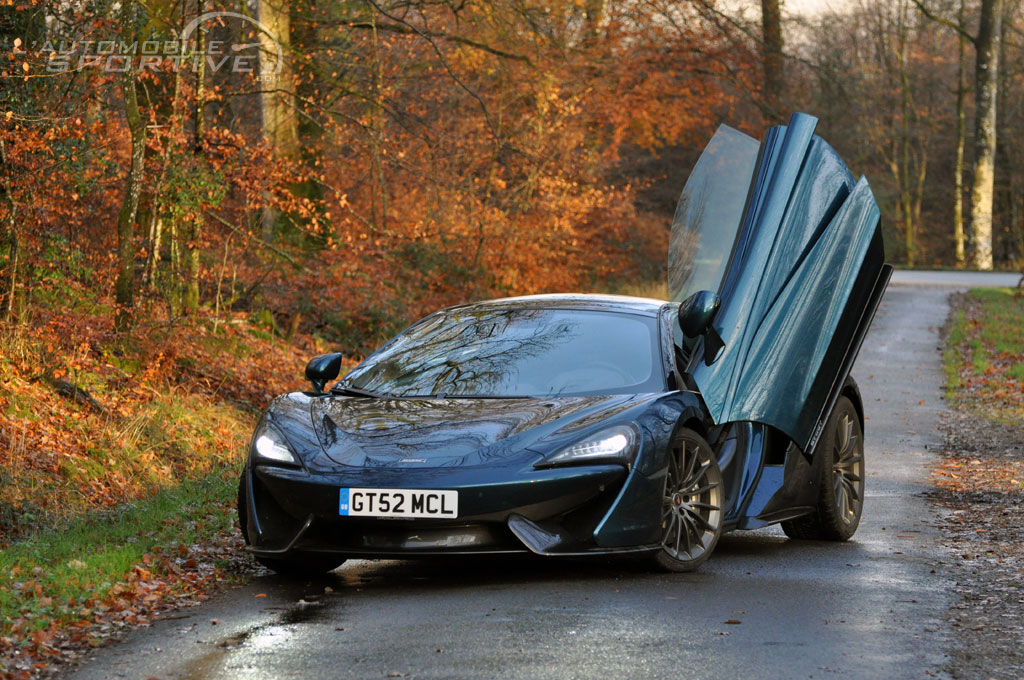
[670,113,892,454]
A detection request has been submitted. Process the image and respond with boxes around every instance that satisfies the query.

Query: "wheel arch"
[593,391,709,549]
[841,375,864,431]
[680,417,707,439]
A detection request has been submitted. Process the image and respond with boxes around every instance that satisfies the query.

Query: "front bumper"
[243,461,659,558]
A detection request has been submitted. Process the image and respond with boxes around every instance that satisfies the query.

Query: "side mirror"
[678,290,725,365]
[305,352,343,394]
[678,290,720,337]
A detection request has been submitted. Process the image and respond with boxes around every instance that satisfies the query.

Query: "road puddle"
[184,590,338,679]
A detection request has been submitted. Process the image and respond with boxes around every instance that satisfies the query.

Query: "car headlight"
[536,424,640,469]
[251,420,298,465]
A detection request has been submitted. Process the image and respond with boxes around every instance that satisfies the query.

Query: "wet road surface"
[68,272,1015,679]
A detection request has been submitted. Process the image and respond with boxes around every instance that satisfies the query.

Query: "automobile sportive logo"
[34,11,283,79]
[181,12,283,79]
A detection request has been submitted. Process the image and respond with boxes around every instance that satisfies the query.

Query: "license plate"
[338,488,458,518]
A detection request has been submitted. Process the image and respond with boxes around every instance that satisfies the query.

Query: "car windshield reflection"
[341,308,663,398]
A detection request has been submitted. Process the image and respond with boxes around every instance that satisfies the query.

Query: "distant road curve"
[890,269,1020,288]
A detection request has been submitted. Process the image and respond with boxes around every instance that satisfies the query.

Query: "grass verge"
[934,287,1024,678]
[942,287,1024,423]
[0,294,319,676]
[0,467,249,678]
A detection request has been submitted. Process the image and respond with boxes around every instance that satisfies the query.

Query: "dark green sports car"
[237,112,892,575]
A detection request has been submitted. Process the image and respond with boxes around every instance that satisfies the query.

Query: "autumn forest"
[0,0,1023,669]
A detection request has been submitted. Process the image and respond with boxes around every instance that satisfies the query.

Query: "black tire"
[237,474,345,576]
[782,395,865,541]
[651,427,724,572]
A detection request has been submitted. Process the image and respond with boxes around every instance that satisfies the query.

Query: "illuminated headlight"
[536,424,640,469]
[251,421,297,465]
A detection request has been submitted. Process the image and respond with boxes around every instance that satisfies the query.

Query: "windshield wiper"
[330,387,533,399]
[330,384,389,399]
[428,393,533,399]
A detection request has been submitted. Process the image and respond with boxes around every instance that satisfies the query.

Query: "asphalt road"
[66,271,1019,680]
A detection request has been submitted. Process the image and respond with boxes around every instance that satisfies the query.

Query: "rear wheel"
[652,428,724,572]
[782,395,864,541]
[237,473,345,576]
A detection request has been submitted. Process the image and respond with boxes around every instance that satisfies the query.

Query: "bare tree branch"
[207,211,310,271]
[910,0,977,44]
[345,21,532,63]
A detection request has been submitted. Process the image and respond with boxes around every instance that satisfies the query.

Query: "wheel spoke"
[679,513,697,555]
[682,442,699,485]
[837,415,851,453]
[687,508,712,531]
[840,475,860,503]
[685,461,711,488]
[688,483,718,496]
[683,513,704,550]
[674,513,685,556]
[666,510,678,533]
[836,451,862,467]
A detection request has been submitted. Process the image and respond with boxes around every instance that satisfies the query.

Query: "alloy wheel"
[659,433,723,567]
[831,411,864,527]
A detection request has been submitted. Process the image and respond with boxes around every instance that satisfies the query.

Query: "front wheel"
[782,395,865,541]
[651,428,724,572]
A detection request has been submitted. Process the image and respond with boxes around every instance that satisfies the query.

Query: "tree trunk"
[145,7,186,290]
[258,0,296,154]
[183,0,207,314]
[0,140,20,322]
[994,0,1020,265]
[183,222,201,312]
[968,0,1004,270]
[953,0,967,267]
[897,1,915,266]
[168,219,182,316]
[115,0,147,332]
[583,0,608,41]
[369,11,388,232]
[194,0,207,154]
[292,0,325,208]
[761,0,784,118]
[258,0,297,239]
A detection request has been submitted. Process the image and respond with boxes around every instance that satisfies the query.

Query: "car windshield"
[340,307,663,398]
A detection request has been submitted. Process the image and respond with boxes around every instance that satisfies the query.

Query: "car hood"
[309,394,644,468]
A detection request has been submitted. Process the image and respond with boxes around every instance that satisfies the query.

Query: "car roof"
[443,293,670,317]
